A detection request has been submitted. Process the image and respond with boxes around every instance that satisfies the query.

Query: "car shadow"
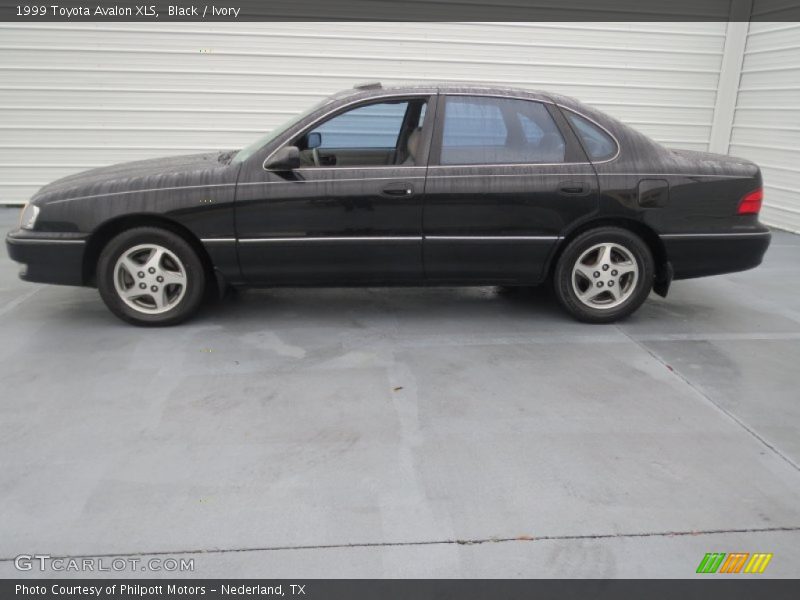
[26,284,692,331]
[201,285,569,326]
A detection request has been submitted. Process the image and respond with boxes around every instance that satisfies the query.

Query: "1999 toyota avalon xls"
[6,83,771,326]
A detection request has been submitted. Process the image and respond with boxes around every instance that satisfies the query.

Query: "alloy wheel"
[571,242,639,310]
[113,243,187,314]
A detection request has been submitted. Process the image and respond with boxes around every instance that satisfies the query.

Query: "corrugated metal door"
[729,22,800,233]
[0,21,727,207]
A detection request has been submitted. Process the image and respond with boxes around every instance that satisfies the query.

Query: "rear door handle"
[382,183,415,197]
[559,181,589,196]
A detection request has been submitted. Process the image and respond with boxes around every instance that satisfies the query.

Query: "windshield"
[232,99,328,164]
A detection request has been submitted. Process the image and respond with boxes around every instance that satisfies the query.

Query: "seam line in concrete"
[1,526,798,561]
[617,325,800,474]
[0,286,41,318]
[631,332,800,342]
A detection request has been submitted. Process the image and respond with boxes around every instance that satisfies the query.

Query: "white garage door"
[0,21,729,207]
[730,21,800,233]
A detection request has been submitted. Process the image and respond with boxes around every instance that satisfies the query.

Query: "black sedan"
[6,83,771,326]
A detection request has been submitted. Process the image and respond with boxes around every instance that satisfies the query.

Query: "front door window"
[294,99,428,167]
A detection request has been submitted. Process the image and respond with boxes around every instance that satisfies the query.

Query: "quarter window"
[564,111,617,161]
[440,96,566,165]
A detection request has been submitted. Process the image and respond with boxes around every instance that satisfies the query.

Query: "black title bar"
[5,580,800,600]
[1,0,799,21]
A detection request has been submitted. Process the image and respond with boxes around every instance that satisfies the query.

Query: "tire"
[553,227,654,323]
[97,227,206,326]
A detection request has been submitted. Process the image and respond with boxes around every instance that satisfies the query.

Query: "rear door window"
[439,96,566,165]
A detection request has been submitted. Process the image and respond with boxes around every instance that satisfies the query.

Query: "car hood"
[31,151,239,205]
[665,148,759,178]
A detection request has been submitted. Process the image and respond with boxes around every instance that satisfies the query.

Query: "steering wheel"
[312,147,321,167]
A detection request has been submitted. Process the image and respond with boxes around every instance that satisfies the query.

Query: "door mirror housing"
[264,146,301,171]
[307,131,322,150]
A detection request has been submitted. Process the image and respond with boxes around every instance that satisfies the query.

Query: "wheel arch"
[82,213,216,288]
[547,217,671,296]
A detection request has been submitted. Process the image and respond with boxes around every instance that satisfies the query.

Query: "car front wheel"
[97,227,206,326]
[553,227,654,323]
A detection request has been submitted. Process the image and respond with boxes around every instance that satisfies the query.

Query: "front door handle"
[559,181,589,196]
[382,183,415,197]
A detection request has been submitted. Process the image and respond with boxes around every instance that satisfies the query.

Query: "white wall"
[730,21,800,233]
[0,18,797,233]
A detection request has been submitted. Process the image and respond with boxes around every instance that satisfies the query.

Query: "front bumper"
[6,229,88,286]
[661,229,772,280]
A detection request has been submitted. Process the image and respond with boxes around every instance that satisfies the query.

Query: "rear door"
[423,94,599,283]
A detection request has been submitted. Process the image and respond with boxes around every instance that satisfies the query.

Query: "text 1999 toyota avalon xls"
[6,83,771,326]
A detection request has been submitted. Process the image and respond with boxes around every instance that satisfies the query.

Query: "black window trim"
[257,91,620,172]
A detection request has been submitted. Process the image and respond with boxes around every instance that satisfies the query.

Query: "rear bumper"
[6,229,87,286]
[661,230,772,280]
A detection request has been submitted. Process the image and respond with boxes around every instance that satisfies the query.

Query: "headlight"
[19,203,40,230]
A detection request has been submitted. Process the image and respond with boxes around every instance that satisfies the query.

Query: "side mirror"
[307,131,322,150]
[264,146,301,171]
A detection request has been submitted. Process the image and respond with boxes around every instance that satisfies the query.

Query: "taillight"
[738,188,763,215]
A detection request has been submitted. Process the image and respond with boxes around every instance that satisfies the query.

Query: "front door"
[423,94,599,283]
[235,95,435,284]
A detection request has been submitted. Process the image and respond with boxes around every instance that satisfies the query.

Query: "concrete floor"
[0,206,799,578]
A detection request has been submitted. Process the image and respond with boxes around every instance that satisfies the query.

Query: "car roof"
[331,82,557,104]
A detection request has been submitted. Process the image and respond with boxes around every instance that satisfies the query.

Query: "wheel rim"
[113,243,187,315]
[571,242,639,310]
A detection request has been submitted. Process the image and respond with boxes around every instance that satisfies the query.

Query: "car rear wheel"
[97,227,206,326]
[553,227,654,323]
